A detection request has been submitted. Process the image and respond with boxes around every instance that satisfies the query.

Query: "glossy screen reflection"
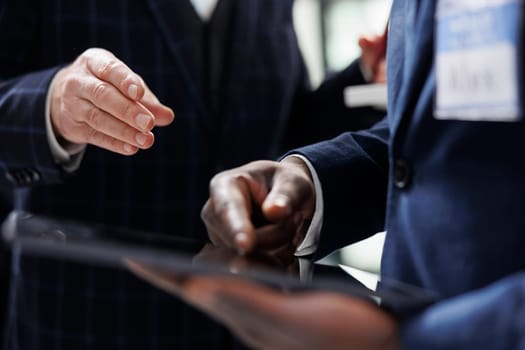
[2,210,436,312]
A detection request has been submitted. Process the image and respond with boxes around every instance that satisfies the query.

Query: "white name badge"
[435,0,521,121]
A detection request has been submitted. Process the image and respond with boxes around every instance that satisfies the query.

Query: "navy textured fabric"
[0,0,382,348]
[294,0,525,348]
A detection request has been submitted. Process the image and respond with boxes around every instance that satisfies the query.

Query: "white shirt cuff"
[298,257,314,282]
[282,155,324,257]
[45,74,86,172]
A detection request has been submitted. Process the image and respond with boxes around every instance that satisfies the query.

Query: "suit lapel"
[390,0,435,136]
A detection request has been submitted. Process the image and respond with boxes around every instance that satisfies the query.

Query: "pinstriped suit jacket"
[0,0,381,348]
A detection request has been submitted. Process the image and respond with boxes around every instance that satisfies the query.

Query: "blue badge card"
[435,0,521,121]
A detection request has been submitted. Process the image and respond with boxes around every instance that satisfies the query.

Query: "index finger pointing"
[208,174,257,254]
[84,48,146,102]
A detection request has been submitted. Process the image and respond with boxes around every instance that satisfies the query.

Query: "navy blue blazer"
[296,0,525,348]
[0,0,382,348]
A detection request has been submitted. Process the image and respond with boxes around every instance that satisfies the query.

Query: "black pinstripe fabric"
[0,1,308,348]
[0,0,382,348]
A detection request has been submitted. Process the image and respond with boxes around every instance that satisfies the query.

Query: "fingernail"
[123,144,134,154]
[135,113,152,131]
[128,84,138,100]
[273,194,289,208]
[135,133,148,147]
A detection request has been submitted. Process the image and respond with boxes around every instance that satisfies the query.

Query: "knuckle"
[80,48,114,69]
[109,137,121,150]
[85,127,100,145]
[213,201,230,217]
[61,75,82,93]
[212,195,239,217]
[122,126,138,144]
[231,173,253,195]
[98,59,119,80]
[120,101,135,121]
[78,48,103,66]
[92,81,110,101]
[120,74,136,90]
[82,48,99,57]
[86,107,102,129]
[75,51,91,65]
[209,172,230,192]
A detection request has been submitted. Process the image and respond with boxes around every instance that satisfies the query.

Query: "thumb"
[260,161,315,224]
[140,86,175,127]
[262,193,293,223]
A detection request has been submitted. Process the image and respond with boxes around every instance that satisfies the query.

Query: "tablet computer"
[1,210,436,312]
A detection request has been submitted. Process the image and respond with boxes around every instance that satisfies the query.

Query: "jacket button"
[5,171,17,185]
[5,168,41,186]
[30,169,41,183]
[394,159,411,189]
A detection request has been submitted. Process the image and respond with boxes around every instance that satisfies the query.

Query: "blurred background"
[294,0,392,88]
[293,0,392,275]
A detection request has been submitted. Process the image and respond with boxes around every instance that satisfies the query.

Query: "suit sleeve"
[402,271,525,349]
[287,118,390,258]
[0,0,65,186]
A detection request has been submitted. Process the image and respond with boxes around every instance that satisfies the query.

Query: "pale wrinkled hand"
[50,48,175,155]
[201,158,316,256]
[127,261,400,350]
[358,27,388,84]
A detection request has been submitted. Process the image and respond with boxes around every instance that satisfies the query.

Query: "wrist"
[281,156,313,184]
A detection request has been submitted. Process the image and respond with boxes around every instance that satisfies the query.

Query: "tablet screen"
[2,210,436,312]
